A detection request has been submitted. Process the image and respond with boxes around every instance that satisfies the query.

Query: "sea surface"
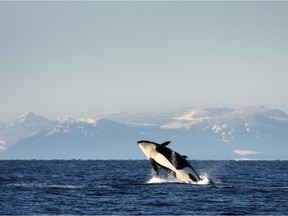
[0,160,287,215]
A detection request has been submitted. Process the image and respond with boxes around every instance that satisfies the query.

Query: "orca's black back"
[156,146,192,170]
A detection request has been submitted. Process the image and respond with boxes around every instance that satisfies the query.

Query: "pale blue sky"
[1,2,288,120]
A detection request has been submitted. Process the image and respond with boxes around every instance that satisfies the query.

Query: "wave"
[5,183,82,189]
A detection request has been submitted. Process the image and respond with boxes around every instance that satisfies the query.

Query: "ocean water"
[0,160,287,215]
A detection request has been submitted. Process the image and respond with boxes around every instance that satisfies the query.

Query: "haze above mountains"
[0,105,287,160]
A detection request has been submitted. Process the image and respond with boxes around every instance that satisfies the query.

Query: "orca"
[137,140,202,183]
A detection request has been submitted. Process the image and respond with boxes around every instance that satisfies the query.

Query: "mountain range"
[0,105,287,160]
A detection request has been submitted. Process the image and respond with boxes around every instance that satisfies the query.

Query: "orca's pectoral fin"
[156,141,171,150]
[160,141,170,147]
[182,155,188,159]
[150,158,159,177]
[188,174,198,182]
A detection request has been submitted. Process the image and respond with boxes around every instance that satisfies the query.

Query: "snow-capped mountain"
[0,106,287,160]
[0,112,56,149]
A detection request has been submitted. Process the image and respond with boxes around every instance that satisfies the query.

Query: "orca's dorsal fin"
[182,155,188,159]
[158,141,171,148]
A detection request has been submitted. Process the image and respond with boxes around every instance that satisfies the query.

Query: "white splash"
[147,176,180,184]
[147,172,210,185]
[196,172,210,185]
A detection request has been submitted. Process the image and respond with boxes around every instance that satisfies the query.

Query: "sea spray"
[147,176,180,184]
[196,172,210,185]
[147,172,210,185]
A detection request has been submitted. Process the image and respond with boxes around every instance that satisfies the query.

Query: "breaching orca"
[137,140,202,183]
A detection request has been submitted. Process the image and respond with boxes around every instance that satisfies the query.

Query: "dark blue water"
[0,160,287,215]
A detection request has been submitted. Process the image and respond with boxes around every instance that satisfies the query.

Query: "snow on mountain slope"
[95,107,234,127]
[45,116,99,137]
[96,105,288,132]
[0,106,287,159]
[0,112,56,147]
